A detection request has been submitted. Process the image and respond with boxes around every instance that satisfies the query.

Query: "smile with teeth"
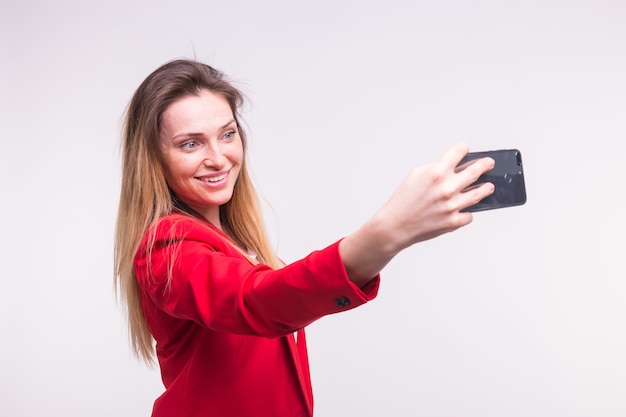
[197,172,228,183]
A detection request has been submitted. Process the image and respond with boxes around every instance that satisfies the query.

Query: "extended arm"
[339,143,495,286]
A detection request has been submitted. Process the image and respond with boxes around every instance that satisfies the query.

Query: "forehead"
[160,90,234,135]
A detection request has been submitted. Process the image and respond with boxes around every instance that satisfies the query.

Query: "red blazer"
[134,214,380,417]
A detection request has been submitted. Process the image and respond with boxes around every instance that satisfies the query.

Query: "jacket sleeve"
[134,216,380,337]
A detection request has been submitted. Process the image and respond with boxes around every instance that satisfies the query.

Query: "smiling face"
[159,89,244,227]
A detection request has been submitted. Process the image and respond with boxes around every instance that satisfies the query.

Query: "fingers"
[441,142,470,170]
[437,144,496,213]
[380,144,495,247]
[439,143,494,193]
[463,181,495,207]
[455,157,482,174]
[462,156,495,184]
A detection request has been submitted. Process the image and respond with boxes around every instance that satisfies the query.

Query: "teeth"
[201,173,226,183]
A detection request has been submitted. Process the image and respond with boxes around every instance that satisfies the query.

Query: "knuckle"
[437,198,457,215]
[473,189,485,204]
[425,164,446,185]
[439,185,456,202]
[451,213,471,229]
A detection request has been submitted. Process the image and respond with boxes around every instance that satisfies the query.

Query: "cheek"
[232,140,245,164]
[161,154,188,186]
[162,166,176,187]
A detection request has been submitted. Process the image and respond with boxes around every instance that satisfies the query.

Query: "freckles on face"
[158,90,244,223]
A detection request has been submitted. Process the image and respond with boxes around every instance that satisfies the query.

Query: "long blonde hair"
[114,59,280,364]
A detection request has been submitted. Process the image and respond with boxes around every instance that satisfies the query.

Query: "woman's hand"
[340,143,495,286]
[375,142,495,249]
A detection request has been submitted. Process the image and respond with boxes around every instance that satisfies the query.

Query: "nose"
[202,143,227,168]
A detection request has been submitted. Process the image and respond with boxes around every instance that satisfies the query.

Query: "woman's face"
[159,89,244,226]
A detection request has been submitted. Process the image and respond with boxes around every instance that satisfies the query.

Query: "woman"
[114,59,494,416]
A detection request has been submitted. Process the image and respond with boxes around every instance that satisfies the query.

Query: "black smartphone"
[459,149,527,212]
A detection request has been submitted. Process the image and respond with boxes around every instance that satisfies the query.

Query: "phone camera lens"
[504,173,513,183]
[516,151,522,166]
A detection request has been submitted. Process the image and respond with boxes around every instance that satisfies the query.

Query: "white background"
[2,1,625,416]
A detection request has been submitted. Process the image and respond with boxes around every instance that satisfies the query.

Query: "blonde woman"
[115,59,494,416]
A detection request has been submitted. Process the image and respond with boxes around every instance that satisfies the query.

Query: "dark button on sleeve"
[334,296,351,308]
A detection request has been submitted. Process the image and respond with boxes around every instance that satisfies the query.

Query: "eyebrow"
[170,119,237,140]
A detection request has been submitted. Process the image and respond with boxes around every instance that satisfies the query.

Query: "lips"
[196,170,229,184]
[198,173,226,182]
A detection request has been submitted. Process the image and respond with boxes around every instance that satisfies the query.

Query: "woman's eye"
[181,140,198,150]
[223,131,236,141]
